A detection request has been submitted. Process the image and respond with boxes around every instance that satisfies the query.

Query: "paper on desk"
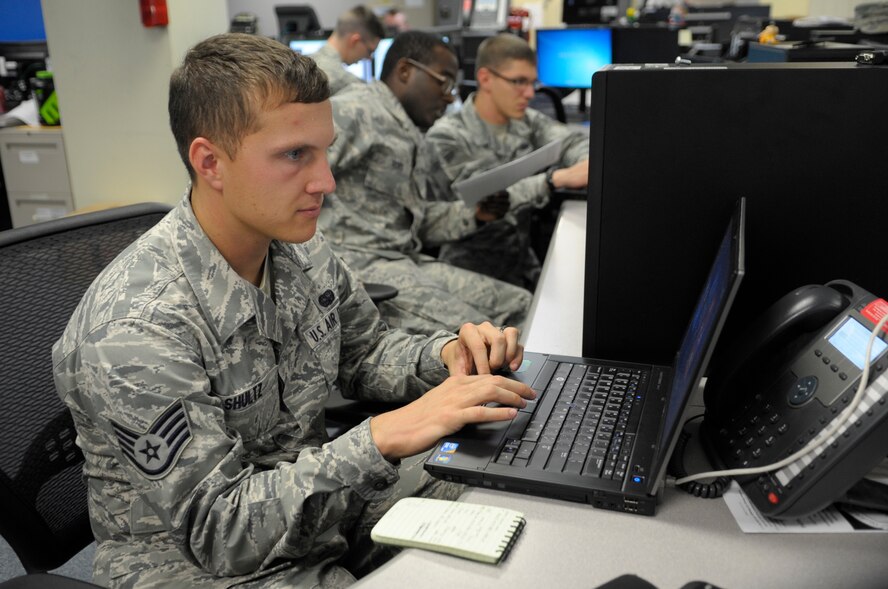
[723,483,888,533]
[0,98,39,128]
[453,138,563,208]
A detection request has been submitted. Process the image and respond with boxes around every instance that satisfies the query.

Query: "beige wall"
[41,0,228,209]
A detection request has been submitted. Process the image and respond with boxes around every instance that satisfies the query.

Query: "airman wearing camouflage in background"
[319,31,532,336]
[308,6,384,96]
[424,33,590,288]
[52,33,534,589]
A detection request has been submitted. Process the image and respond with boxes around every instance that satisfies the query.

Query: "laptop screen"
[653,199,746,480]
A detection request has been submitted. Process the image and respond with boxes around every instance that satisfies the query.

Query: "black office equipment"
[611,25,681,64]
[563,0,619,25]
[425,200,745,516]
[230,12,259,35]
[703,280,888,519]
[583,63,888,367]
[747,40,873,62]
[687,3,771,44]
[275,5,323,42]
[0,40,48,110]
[0,203,171,587]
[458,30,496,81]
[466,0,509,30]
[434,0,467,27]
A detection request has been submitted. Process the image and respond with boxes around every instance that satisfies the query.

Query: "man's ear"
[396,57,412,84]
[476,67,492,90]
[189,137,224,192]
[347,32,362,49]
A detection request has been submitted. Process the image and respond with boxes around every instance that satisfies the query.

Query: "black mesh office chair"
[0,203,172,588]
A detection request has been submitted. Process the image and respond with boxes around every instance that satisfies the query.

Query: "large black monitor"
[611,25,681,63]
[583,62,888,364]
[535,27,612,88]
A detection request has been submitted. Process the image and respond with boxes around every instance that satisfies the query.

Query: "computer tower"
[583,63,888,365]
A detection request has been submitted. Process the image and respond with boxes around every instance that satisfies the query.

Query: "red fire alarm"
[140,0,169,27]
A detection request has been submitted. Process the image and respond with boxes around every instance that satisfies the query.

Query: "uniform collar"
[461,93,534,148]
[368,81,421,138]
[171,191,313,344]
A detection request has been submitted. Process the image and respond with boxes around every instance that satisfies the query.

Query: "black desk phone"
[702,280,888,519]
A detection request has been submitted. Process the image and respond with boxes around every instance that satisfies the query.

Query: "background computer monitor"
[289,39,372,82]
[535,27,612,88]
[373,37,394,80]
[583,62,888,364]
[610,25,680,63]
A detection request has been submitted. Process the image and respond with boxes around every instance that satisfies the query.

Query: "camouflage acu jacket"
[52,194,453,588]
[310,44,365,97]
[319,82,477,259]
[424,93,590,208]
[422,94,591,286]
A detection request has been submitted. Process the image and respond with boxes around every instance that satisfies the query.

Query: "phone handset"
[704,283,850,425]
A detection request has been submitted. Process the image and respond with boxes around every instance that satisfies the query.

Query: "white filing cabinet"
[0,126,73,227]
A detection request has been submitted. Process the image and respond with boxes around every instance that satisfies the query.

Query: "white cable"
[675,310,888,486]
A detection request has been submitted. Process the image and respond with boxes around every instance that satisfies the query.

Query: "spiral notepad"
[370,497,526,564]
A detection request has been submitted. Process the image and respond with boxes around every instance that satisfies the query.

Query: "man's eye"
[285,149,304,161]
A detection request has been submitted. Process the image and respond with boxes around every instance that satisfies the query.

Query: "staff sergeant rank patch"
[111,399,193,479]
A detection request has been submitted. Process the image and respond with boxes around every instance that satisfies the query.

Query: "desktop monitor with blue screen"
[373,37,394,80]
[535,28,612,88]
[288,39,373,82]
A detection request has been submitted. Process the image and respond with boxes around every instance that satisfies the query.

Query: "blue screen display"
[289,39,372,82]
[828,317,888,370]
[535,28,612,89]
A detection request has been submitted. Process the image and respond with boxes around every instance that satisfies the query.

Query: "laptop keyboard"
[495,362,647,481]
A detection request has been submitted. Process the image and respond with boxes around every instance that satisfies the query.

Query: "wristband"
[545,167,557,194]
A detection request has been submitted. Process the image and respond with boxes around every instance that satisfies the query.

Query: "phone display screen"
[827,316,888,370]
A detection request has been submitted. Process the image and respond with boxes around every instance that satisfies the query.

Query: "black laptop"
[424,199,746,516]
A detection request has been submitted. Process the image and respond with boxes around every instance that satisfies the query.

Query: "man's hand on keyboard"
[369,374,535,461]
[441,321,523,376]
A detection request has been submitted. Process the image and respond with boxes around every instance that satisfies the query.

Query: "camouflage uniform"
[424,93,590,287]
[310,44,364,96]
[52,194,462,589]
[320,82,532,336]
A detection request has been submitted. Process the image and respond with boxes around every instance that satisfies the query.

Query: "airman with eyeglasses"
[318,30,533,337]
[423,33,592,288]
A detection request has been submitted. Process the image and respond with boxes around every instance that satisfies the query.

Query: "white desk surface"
[521,199,586,356]
[355,200,888,589]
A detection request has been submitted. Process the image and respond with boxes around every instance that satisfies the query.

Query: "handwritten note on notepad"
[370,497,526,564]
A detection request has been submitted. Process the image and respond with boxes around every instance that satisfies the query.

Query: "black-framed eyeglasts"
[487,67,542,91]
[405,58,458,96]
